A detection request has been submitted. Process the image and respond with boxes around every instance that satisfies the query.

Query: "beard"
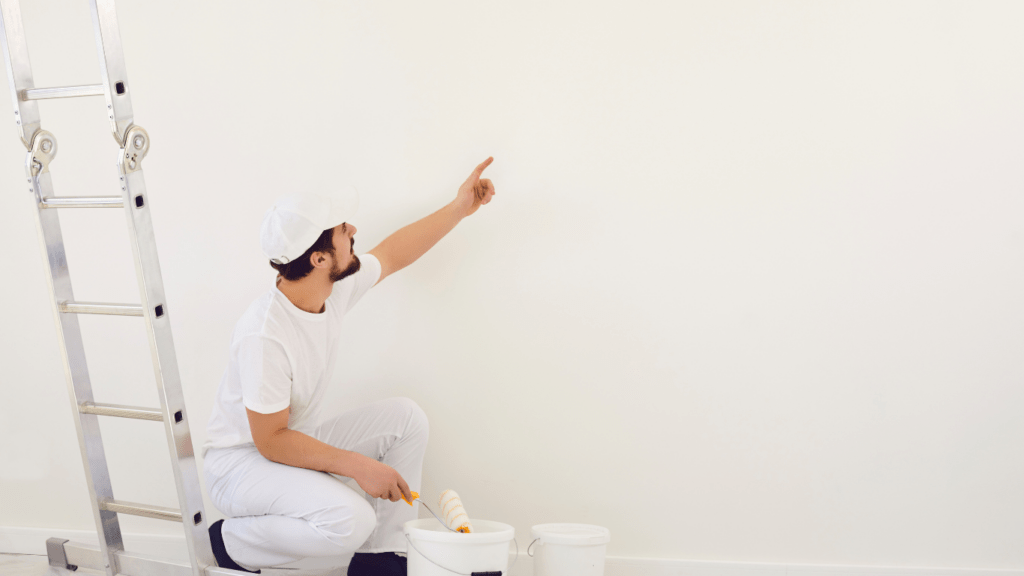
[329,253,361,283]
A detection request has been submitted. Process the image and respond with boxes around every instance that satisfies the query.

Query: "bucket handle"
[404,533,520,576]
[526,538,540,557]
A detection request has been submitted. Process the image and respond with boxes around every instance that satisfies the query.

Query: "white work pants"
[202,397,429,571]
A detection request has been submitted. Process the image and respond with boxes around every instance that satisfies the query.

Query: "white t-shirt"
[201,253,382,459]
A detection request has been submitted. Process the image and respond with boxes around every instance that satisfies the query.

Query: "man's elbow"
[246,405,291,460]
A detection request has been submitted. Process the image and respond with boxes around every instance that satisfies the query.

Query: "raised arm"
[368,157,495,285]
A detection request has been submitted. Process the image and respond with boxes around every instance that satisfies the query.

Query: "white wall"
[1,0,1022,569]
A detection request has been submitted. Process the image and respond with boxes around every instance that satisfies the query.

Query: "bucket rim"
[404,518,515,544]
[530,523,610,545]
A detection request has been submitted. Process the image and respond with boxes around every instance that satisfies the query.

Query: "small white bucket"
[404,518,515,576]
[529,523,610,576]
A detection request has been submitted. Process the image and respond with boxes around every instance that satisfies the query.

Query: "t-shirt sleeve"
[330,252,382,313]
[235,335,292,414]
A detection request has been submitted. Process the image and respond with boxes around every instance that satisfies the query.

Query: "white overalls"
[203,396,428,571]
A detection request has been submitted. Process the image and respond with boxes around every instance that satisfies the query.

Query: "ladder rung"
[40,196,124,209]
[59,301,143,316]
[99,499,182,523]
[21,84,105,101]
[79,401,164,422]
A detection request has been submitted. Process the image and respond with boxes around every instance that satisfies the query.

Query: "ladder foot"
[45,538,77,571]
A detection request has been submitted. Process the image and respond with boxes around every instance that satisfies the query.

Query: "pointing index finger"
[474,157,494,176]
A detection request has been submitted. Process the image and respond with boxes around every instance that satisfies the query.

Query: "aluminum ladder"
[0,2,243,575]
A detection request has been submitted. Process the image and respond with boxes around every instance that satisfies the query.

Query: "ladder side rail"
[28,167,124,576]
[91,0,215,572]
[0,0,39,148]
[1,3,123,574]
[118,154,216,576]
[89,0,133,145]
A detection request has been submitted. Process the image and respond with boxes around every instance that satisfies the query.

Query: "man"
[200,157,496,576]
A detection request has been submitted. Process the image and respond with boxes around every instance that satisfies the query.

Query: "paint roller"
[402,489,475,533]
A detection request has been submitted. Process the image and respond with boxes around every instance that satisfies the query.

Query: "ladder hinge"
[120,125,149,174]
[26,130,57,178]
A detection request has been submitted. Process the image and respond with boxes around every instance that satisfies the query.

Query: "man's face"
[328,222,360,282]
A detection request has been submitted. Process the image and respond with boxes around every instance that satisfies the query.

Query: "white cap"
[260,186,359,265]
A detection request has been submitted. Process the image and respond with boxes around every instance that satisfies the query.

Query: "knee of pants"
[395,396,429,441]
[318,499,377,555]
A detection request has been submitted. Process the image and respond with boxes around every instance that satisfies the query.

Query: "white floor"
[0,552,347,576]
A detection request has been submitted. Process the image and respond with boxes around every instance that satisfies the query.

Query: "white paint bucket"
[529,523,611,576]
[404,518,516,576]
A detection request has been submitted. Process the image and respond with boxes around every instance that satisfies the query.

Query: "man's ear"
[310,251,328,268]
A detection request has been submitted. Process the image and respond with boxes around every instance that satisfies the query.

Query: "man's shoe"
[347,551,407,576]
[209,519,261,574]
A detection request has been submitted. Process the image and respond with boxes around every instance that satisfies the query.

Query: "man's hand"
[453,157,496,217]
[353,454,414,503]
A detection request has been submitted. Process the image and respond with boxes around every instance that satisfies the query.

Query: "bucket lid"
[530,523,610,546]
[404,519,514,545]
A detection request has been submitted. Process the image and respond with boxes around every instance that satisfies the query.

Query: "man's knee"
[350,499,377,549]
[395,397,429,440]
[319,499,376,555]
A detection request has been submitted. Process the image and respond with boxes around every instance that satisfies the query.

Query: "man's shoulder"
[231,289,288,339]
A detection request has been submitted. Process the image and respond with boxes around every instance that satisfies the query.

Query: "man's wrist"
[328,448,368,479]
[448,199,470,220]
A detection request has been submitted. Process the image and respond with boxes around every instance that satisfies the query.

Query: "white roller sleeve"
[438,489,474,533]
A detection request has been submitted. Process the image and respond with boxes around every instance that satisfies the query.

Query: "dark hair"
[270,228,335,281]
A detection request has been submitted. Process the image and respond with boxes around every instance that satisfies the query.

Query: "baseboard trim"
[602,557,1023,576]
[1,526,1019,575]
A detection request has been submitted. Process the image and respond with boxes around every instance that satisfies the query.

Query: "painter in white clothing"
[201,157,497,576]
